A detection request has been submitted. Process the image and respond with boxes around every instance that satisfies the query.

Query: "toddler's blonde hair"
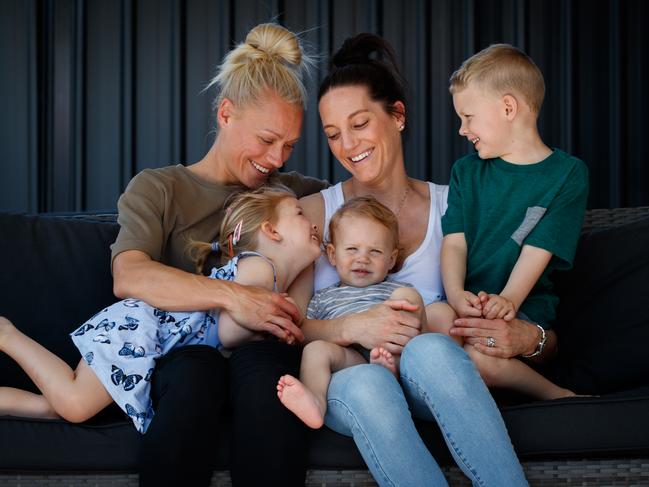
[190,185,296,274]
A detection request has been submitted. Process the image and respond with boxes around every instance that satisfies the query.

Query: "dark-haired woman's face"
[218,90,303,188]
[319,85,404,185]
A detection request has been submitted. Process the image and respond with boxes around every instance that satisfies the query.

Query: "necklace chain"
[349,181,410,218]
[394,182,410,218]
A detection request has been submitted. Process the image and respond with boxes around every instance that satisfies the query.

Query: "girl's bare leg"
[425,301,462,345]
[0,388,60,418]
[465,346,575,400]
[277,340,365,428]
[0,317,112,422]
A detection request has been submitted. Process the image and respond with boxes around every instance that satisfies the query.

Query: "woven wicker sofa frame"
[1,206,649,487]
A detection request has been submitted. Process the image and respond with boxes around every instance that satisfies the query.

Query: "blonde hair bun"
[244,23,302,66]
[208,23,312,109]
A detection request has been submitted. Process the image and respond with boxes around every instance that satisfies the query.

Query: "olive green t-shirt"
[110,165,329,273]
[441,149,589,328]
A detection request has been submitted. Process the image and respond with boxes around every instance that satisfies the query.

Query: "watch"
[521,323,547,358]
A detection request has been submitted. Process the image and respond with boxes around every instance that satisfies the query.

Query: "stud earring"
[398,124,405,131]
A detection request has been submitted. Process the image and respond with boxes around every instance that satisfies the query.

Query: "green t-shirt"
[110,165,329,273]
[441,149,589,328]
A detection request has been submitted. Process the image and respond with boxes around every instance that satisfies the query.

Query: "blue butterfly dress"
[70,251,269,433]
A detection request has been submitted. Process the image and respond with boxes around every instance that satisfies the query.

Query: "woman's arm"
[301,300,421,354]
[113,250,303,342]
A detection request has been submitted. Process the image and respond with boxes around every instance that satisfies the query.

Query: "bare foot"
[370,347,398,377]
[0,317,16,349]
[277,374,325,429]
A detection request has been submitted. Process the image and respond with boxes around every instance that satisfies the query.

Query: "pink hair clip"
[232,220,243,246]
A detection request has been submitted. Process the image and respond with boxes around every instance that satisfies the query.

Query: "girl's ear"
[325,243,337,267]
[260,221,282,242]
[502,94,518,120]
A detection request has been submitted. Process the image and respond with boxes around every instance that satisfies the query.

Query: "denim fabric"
[325,334,528,487]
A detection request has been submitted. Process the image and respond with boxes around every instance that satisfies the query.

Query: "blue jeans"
[324,334,528,487]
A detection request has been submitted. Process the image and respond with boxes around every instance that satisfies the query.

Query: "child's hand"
[448,290,483,318]
[481,293,516,321]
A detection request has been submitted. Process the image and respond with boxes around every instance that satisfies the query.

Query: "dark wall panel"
[1,0,647,213]
[0,0,38,212]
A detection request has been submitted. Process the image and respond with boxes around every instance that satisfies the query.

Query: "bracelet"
[521,323,547,358]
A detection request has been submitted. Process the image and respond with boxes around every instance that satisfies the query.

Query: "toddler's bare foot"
[370,347,398,377]
[0,317,17,349]
[277,374,325,429]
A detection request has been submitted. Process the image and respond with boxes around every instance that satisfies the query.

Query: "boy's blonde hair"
[449,43,545,113]
[328,196,403,270]
[190,186,296,274]
[206,23,312,111]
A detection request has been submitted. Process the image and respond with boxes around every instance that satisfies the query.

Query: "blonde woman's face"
[219,91,303,188]
[319,85,404,185]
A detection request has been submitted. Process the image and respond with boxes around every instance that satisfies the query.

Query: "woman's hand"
[449,316,541,358]
[342,300,422,354]
[226,282,303,344]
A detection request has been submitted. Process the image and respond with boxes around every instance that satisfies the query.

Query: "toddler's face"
[452,81,511,160]
[327,215,397,288]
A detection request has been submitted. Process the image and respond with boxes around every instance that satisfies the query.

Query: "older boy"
[441,44,589,399]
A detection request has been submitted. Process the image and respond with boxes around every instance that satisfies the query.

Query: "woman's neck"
[188,139,235,185]
[345,173,412,217]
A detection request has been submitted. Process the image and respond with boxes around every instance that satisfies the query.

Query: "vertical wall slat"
[0,0,647,213]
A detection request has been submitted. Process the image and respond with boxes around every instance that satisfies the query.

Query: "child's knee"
[390,287,424,306]
[303,340,340,361]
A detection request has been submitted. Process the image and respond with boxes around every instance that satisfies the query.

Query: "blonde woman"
[92,23,323,487]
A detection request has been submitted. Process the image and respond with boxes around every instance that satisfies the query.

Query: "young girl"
[277,196,428,429]
[0,186,322,433]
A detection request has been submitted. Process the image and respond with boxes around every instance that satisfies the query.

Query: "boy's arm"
[499,244,553,309]
[441,233,483,317]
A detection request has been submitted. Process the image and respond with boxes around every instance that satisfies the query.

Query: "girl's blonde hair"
[328,196,404,271]
[207,23,312,111]
[449,43,545,114]
[190,186,296,274]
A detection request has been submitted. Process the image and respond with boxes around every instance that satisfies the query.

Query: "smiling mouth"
[350,149,373,163]
[251,160,271,174]
[469,137,480,145]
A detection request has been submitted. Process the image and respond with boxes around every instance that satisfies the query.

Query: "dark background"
[1,0,647,214]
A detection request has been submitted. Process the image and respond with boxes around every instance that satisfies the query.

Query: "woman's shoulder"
[410,178,448,208]
[299,191,326,229]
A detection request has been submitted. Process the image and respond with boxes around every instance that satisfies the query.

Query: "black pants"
[229,340,308,487]
[138,345,228,487]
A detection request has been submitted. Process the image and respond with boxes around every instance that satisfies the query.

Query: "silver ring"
[486,336,496,348]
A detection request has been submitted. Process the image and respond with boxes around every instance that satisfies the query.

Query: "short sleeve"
[441,161,465,236]
[275,171,329,198]
[306,293,322,320]
[110,170,168,265]
[525,160,589,268]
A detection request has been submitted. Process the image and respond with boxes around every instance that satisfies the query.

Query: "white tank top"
[313,181,449,305]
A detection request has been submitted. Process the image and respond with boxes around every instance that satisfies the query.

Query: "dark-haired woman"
[300,34,528,486]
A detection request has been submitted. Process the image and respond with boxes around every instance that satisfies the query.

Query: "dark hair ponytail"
[318,33,407,119]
